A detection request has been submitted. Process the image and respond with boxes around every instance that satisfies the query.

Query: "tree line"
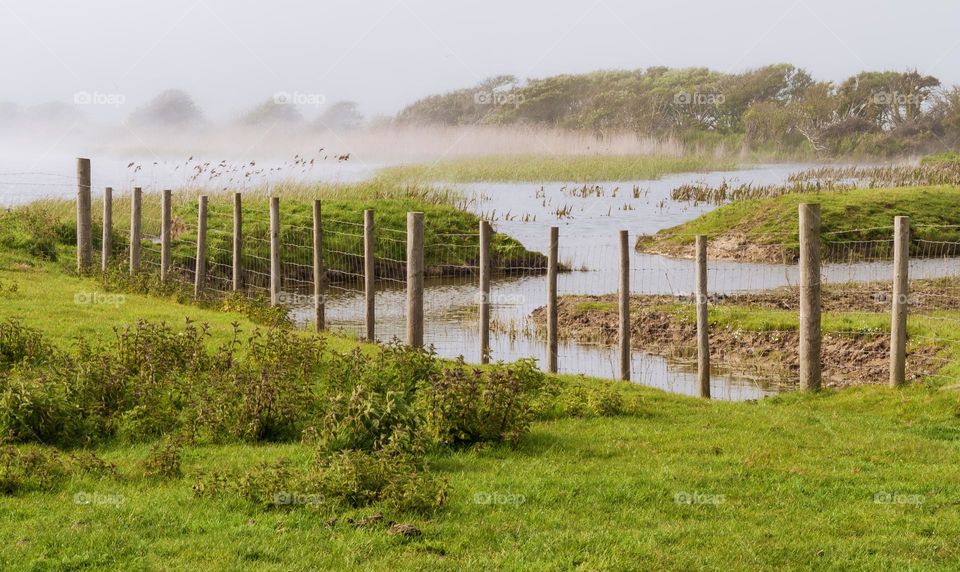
[395,65,960,157]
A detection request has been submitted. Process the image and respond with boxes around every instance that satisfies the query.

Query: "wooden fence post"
[313,200,325,332]
[890,216,910,387]
[194,195,208,298]
[364,209,376,341]
[799,203,822,391]
[406,212,425,348]
[76,158,92,272]
[270,197,281,306]
[479,220,492,364]
[233,192,242,291]
[619,229,631,381]
[129,187,141,274]
[547,226,559,374]
[160,189,172,282]
[101,187,112,272]
[696,235,711,398]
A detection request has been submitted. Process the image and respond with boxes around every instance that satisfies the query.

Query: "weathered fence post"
[160,189,172,282]
[129,187,141,273]
[547,226,559,373]
[270,196,281,306]
[364,209,376,341]
[890,216,910,387]
[799,203,822,391]
[479,220,492,364]
[619,229,631,381]
[313,200,325,332]
[76,158,92,271]
[696,235,711,398]
[194,195,208,298]
[232,192,242,291]
[101,187,112,272]
[406,212,425,348]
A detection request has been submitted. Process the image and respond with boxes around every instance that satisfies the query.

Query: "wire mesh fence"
[4,166,960,400]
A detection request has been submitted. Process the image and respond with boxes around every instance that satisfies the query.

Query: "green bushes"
[0,318,642,517]
[420,357,545,446]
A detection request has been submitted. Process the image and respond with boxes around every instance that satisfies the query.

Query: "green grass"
[377,154,737,183]
[637,185,960,259]
[0,249,361,353]
[3,384,960,569]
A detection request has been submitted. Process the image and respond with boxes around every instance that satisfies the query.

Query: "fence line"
[25,158,957,397]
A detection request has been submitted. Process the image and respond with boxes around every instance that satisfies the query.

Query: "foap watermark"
[273,91,326,107]
[674,92,725,106]
[74,291,126,308]
[272,491,325,508]
[871,292,921,306]
[73,491,125,507]
[473,292,526,305]
[474,91,525,108]
[872,91,922,107]
[874,491,924,506]
[276,291,323,306]
[674,491,725,505]
[73,91,126,108]
[474,491,526,506]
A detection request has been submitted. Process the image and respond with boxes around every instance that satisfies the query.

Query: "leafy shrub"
[143,436,184,479]
[420,357,544,447]
[0,320,54,370]
[313,344,435,455]
[194,446,448,515]
[0,369,93,446]
[0,446,113,495]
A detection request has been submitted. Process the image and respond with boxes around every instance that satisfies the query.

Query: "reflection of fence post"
[101,187,112,272]
[696,235,710,398]
[194,195,208,298]
[479,220,492,364]
[364,209,376,341]
[270,196,281,306]
[313,200,325,332]
[619,230,630,381]
[547,226,558,373]
[232,192,242,291]
[406,212,425,348]
[129,187,141,274]
[160,189,172,283]
[76,158,92,272]
[799,203,822,391]
[890,216,910,387]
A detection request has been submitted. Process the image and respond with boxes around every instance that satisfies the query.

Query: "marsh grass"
[377,154,737,183]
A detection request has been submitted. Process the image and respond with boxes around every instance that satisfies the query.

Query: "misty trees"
[128,89,203,127]
[317,101,364,130]
[395,65,958,156]
[239,99,305,127]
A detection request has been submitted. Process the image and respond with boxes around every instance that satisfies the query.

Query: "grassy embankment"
[2,191,960,569]
[637,185,960,262]
[27,180,547,290]
[377,154,737,183]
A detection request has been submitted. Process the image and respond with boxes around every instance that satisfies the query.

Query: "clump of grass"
[377,154,737,183]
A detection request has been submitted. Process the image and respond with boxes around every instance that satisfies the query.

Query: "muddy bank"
[636,233,794,264]
[531,292,947,389]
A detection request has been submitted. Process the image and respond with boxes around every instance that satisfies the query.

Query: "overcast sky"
[3,0,959,121]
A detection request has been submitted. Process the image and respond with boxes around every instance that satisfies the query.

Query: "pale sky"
[2,0,959,121]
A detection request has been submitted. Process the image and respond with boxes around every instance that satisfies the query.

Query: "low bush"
[420,357,545,447]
